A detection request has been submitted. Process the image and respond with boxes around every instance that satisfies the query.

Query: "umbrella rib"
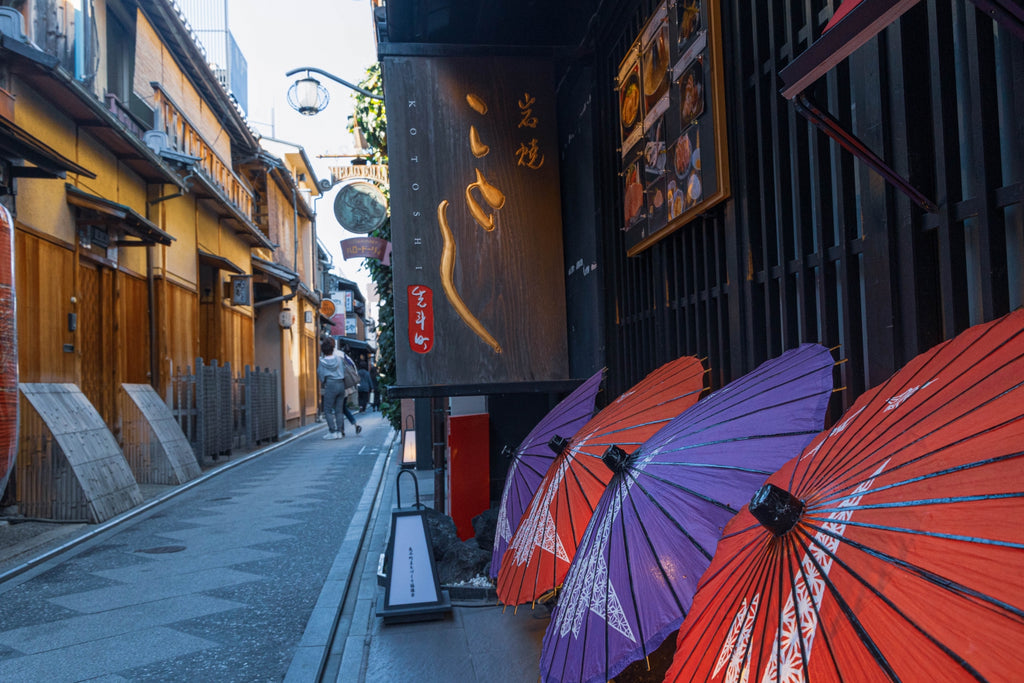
[806,430,1024,509]
[653,428,823,456]
[799,525,991,680]
[656,391,832,446]
[803,515,1024,550]
[795,343,1024,496]
[638,471,741,518]
[514,455,554,480]
[810,490,1024,515]
[794,526,905,681]
[616,476,651,679]
[802,519,1024,620]
[791,529,845,681]
[801,407,1024,510]
[809,441,1024,510]
[629,469,710,592]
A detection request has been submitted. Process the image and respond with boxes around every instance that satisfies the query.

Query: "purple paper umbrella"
[491,369,605,578]
[539,344,835,683]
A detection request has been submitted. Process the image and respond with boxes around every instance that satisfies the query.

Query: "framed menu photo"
[622,0,730,256]
[641,3,671,130]
[617,42,644,159]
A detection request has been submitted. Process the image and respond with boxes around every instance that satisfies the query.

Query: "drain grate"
[135,545,187,554]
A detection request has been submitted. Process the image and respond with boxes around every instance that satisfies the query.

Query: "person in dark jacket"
[317,338,361,438]
[357,360,371,412]
[370,361,381,411]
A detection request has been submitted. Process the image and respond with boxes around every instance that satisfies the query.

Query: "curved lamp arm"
[285,67,383,101]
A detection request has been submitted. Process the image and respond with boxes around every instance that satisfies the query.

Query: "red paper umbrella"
[0,204,17,495]
[491,369,605,579]
[497,355,706,607]
[666,309,1024,682]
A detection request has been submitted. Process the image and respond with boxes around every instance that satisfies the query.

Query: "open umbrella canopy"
[666,309,1024,683]
[497,355,706,607]
[491,369,605,579]
[540,344,836,683]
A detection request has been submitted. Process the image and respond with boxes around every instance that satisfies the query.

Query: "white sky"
[224,0,380,314]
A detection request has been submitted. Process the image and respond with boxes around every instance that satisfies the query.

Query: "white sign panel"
[387,514,440,605]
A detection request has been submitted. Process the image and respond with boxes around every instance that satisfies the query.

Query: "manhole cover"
[135,545,187,554]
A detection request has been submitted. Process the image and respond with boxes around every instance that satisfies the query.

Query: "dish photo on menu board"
[679,57,705,125]
[645,116,669,230]
[642,22,670,113]
[668,126,702,221]
[618,50,644,157]
[623,154,646,231]
[676,0,702,50]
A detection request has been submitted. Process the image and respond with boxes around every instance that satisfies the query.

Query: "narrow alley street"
[0,415,392,682]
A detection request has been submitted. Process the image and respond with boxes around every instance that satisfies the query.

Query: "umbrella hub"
[602,444,635,474]
[750,483,805,536]
[548,434,570,455]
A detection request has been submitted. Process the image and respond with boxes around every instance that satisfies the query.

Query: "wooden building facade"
[0,0,321,507]
[378,1,1023,495]
[380,0,1022,412]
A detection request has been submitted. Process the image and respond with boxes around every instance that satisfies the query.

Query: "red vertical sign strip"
[407,285,434,354]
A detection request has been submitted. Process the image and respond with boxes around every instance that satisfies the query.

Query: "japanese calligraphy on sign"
[407,285,434,354]
[383,55,568,391]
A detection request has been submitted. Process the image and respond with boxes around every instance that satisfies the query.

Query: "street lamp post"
[285,67,383,117]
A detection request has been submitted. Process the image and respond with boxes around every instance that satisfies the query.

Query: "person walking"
[317,338,361,439]
[338,344,362,434]
[357,360,371,412]
[370,361,381,411]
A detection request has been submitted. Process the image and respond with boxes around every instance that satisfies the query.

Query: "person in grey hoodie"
[317,338,361,439]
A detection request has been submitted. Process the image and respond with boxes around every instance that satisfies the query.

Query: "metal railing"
[166,358,280,462]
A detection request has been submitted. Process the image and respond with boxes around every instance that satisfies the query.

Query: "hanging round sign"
[334,181,387,234]
[319,298,336,318]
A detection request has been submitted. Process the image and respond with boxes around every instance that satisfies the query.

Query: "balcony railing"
[150,85,254,220]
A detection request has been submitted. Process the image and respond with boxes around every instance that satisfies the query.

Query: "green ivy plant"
[349,64,400,432]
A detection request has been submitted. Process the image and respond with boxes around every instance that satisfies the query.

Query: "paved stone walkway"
[0,415,391,682]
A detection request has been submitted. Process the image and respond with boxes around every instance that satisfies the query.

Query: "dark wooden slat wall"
[582,0,1024,416]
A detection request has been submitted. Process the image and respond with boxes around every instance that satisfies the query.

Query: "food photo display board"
[617,0,730,256]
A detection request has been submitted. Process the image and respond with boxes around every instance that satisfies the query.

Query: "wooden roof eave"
[7,56,185,189]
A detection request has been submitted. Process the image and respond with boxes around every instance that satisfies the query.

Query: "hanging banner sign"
[341,236,391,261]
[330,311,346,337]
[330,164,390,187]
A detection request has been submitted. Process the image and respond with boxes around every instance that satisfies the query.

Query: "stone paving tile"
[46,566,262,613]
[0,595,243,653]
[0,626,215,682]
[86,546,276,582]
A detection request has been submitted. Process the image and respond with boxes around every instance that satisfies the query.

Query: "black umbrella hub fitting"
[749,483,805,536]
[548,434,570,456]
[602,444,637,474]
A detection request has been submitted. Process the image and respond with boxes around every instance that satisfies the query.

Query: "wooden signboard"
[619,0,731,256]
[383,55,569,391]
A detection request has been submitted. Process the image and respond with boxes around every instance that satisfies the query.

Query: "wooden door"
[78,259,116,427]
